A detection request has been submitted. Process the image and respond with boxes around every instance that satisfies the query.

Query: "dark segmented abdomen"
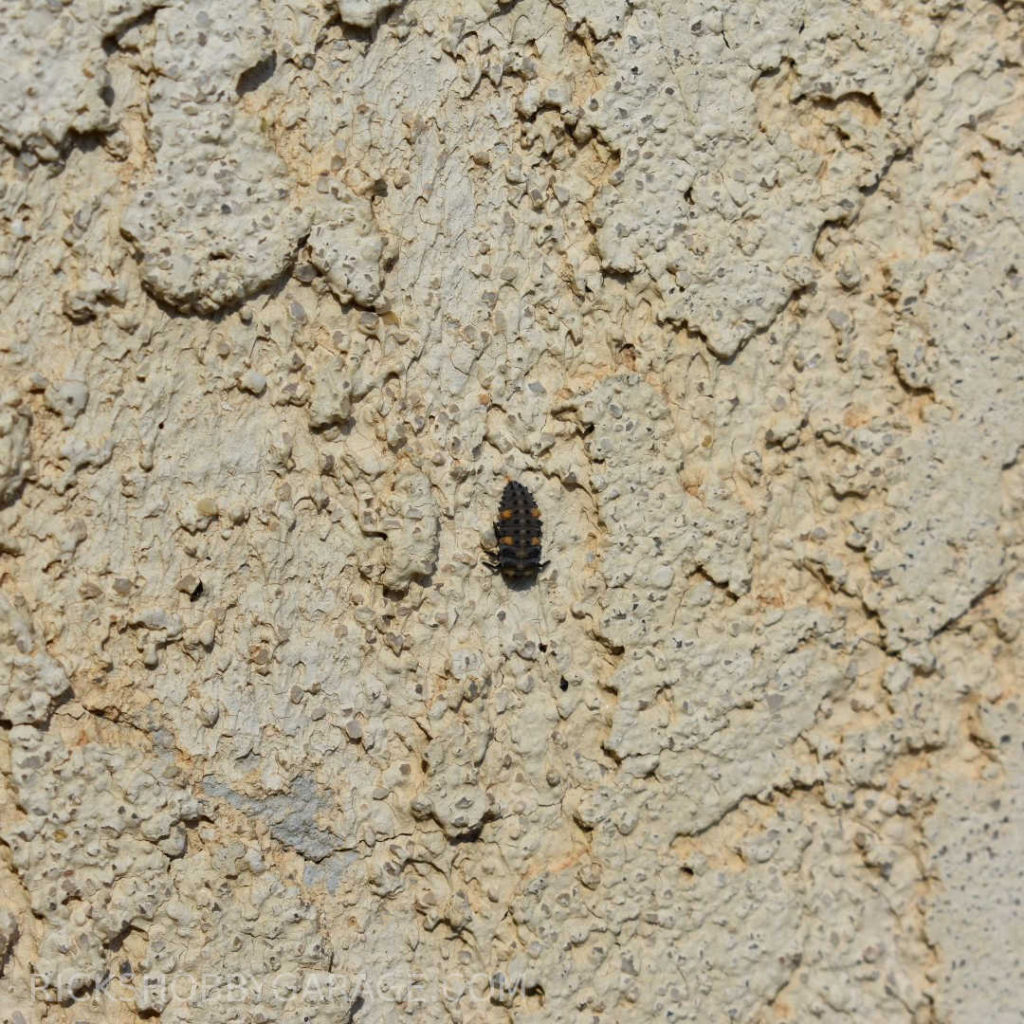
[493,480,544,579]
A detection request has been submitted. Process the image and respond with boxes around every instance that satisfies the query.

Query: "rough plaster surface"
[0,0,1021,1021]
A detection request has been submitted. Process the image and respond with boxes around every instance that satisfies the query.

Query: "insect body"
[484,480,548,581]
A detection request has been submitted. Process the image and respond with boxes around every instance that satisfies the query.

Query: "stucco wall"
[1,0,1021,1021]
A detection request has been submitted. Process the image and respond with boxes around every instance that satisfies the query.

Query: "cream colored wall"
[1,0,1021,1020]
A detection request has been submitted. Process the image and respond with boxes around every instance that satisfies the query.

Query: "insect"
[484,480,548,581]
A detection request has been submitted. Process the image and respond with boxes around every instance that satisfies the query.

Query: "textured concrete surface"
[1,0,1021,1021]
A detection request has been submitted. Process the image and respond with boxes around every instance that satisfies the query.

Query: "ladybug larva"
[484,480,548,581]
